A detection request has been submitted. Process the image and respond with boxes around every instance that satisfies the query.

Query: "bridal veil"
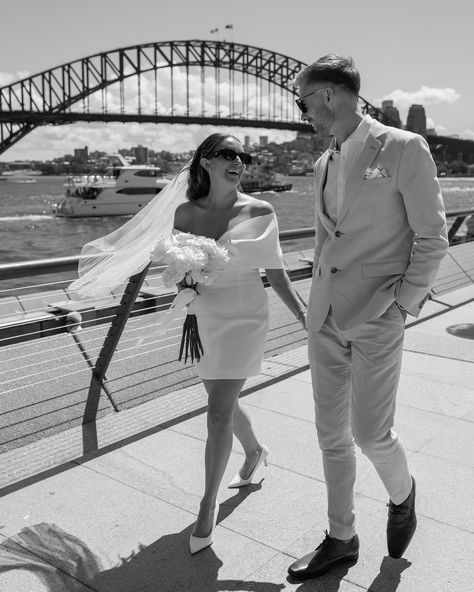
[68,166,189,299]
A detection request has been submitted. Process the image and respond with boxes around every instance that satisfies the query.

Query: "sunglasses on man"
[210,148,252,165]
[295,87,328,114]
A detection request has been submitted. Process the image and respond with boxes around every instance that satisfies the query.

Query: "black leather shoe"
[288,531,359,581]
[387,476,417,558]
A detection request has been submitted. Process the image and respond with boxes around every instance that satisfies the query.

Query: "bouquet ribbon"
[135,288,196,348]
[155,288,196,336]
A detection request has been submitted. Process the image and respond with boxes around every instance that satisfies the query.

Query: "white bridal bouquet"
[150,233,229,362]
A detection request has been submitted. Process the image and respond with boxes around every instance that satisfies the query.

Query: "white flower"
[153,232,229,289]
[150,236,174,263]
[162,266,184,286]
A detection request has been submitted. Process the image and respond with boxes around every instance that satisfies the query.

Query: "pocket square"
[364,166,390,179]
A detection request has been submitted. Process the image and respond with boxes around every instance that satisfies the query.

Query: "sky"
[0,0,472,161]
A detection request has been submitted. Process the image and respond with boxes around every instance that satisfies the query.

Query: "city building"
[406,104,427,136]
[74,146,88,163]
[132,144,149,164]
[381,100,402,128]
[259,136,268,146]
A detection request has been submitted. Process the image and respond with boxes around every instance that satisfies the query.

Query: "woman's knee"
[207,401,235,432]
[204,379,244,434]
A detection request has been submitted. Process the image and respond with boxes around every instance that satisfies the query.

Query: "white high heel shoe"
[228,445,269,488]
[189,504,219,555]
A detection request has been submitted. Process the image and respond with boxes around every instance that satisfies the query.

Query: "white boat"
[1,169,42,183]
[241,161,292,194]
[51,164,169,217]
[1,169,42,177]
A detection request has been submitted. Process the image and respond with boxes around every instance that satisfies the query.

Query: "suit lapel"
[315,152,336,233]
[337,134,382,223]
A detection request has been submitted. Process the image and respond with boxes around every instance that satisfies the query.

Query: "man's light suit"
[307,115,448,539]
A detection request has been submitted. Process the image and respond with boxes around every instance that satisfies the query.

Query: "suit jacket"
[307,115,449,332]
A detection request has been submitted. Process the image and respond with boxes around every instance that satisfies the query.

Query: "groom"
[288,55,448,581]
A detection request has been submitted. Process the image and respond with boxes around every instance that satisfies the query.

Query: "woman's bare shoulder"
[238,194,275,216]
[174,201,195,231]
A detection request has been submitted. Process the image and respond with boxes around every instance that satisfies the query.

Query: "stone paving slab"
[431,284,474,307]
[404,301,474,362]
[397,351,473,418]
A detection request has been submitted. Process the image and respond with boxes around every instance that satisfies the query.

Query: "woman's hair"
[186,133,240,201]
[295,54,360,96]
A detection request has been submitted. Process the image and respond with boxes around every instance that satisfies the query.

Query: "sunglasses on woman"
[210,148,252,165]
[295,87,328,114]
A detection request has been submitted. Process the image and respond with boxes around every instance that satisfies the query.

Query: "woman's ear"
[200,157,210,172]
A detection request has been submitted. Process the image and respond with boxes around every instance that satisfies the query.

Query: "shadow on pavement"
[446,323,474,339]
[287,561,355,591]
[286,552,411,592]
[367,556,412,591]
[0,486,290,592]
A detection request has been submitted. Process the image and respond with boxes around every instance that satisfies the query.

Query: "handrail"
[0,228,316,281]
[0,208,472,282]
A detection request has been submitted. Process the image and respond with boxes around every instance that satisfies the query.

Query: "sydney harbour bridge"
[0,39,471,161]
[0,39,392,156]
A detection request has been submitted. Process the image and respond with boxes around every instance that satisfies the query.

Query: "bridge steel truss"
[0,39,386,155]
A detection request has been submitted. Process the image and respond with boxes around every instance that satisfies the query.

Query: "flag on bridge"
[210,28,219,33]
[225,24,233,29]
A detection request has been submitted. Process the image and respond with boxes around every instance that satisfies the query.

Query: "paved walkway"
[0,288,473,591]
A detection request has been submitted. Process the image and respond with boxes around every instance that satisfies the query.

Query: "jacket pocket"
[362,260,407,277]
[361,176,392,185]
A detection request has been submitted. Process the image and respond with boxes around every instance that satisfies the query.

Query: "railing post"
[448,215,467,244]
[83,263,151,424]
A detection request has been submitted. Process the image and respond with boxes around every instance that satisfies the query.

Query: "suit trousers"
[308,302,413,540]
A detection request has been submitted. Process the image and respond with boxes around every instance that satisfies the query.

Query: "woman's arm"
[265,268,307,331]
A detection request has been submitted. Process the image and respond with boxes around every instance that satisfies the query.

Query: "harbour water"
[0,175,473,277]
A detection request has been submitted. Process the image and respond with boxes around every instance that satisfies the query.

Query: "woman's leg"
[193,378,246,538]
[232,400,265,478]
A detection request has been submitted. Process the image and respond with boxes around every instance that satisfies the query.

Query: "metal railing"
[0,213,472,431]
[1,209,472,281]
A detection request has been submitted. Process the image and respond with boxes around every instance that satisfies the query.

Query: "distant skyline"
[0,0,472,161]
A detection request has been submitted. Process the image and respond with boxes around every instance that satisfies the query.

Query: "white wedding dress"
[189,212,284,379]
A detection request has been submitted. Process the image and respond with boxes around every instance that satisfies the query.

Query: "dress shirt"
[322,115,372,222]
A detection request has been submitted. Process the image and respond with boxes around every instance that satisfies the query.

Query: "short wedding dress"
[190,212,284,380]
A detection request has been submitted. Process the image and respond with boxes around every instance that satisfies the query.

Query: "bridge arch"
[0,39,383,155]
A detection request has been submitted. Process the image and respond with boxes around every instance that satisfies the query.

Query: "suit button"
[335,231,342,237]
[331,267,338,273]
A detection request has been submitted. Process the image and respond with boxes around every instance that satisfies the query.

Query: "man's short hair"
[295,54,360,96]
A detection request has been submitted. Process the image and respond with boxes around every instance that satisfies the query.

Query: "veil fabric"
[68,165,189,300]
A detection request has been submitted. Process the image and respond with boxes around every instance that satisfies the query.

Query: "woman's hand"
[296,309,307,331]
[265,268,308,333]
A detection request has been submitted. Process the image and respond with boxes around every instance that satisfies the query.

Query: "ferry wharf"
[0,228,473,591]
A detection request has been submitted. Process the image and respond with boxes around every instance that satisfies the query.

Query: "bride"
[70,132,307,555]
